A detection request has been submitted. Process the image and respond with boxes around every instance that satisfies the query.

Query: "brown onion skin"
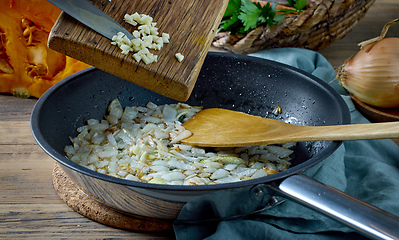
[338,38,399,108]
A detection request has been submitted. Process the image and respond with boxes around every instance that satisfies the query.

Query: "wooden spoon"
[181,108,399,147]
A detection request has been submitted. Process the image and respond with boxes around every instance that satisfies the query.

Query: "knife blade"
[47,0,135,40]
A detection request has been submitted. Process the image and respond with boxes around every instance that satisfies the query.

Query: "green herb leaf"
[224,0,241,18]
[219,0,306,35]
[287,0,306,10]
[258,2,278,27]
[238,0,263,32]
[220,14,245,34]
[220,0,245,34]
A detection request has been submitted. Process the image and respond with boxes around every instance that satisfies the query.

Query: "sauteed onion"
[338,19,399,108]
[64,99,296,185]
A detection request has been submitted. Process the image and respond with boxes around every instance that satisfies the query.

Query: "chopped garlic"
[111,12,177,65]
[140,15,153,26]
[138,25,151,35]
[162,33,170,43]
[132,53,142,62]
[123,14,137,26]
[132,30,141,38]
[175,53,184,62]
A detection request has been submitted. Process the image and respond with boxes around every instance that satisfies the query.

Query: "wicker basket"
[212,0,376,54]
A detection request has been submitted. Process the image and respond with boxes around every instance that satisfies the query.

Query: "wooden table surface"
[1,0,398,239]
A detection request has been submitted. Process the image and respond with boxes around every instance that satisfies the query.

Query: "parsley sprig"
[219,0,306,35]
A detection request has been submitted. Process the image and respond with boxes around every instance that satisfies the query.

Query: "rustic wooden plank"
[0,204,171,239]
[0,144,59,203]
[0,95,173,239]
[0,121,35,145]
[48,0,229,101]
[0,95,36,121]
[1,2,398,238]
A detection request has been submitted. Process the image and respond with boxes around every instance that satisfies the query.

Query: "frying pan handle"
[270,174,399,240]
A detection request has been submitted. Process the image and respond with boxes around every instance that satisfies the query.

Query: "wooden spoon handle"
[181,108,399,147]
[287,121,399,143]
[217,121,399,147]
[183,120,399,147]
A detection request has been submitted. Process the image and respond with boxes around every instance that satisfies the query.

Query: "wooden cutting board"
[48,0,228,101]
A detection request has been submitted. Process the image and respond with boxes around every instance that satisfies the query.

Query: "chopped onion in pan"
[65,99,296,185]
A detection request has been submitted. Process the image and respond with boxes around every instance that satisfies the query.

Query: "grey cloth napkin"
[174,48,399,240]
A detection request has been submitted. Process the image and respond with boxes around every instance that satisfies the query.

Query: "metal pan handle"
[270,174,399,240]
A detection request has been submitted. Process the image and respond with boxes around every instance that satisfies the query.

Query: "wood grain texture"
[182,108,399,147]
[52,163,174,232]
[1,204,170,239]
[48,0,229,102]
[1,1,398,238]
[351,95,399,123]
[0,95,171,239]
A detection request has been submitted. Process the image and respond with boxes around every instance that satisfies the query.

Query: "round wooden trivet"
[52,162,173,232]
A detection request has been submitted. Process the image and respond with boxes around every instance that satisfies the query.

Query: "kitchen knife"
[47,0,134,40]
[47,0,229,101]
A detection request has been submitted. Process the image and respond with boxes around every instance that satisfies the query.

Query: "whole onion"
[338,19,399,108]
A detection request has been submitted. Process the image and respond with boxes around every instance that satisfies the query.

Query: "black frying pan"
[31,52,399,239]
